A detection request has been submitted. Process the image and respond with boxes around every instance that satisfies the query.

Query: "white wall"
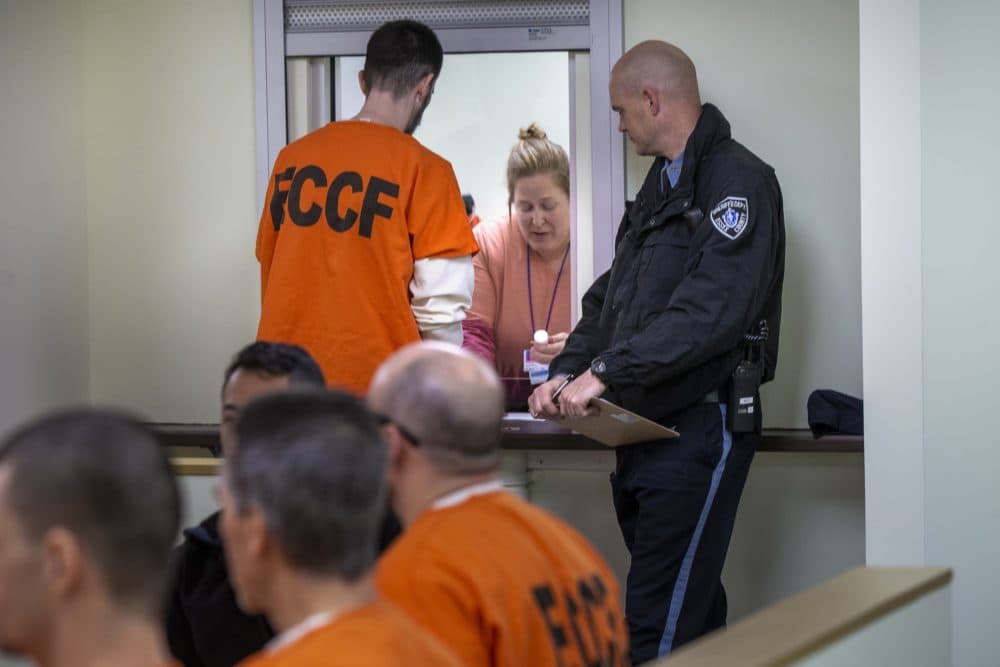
[624,0,862,428]
[724,452,864,620]
[84,0,259,423]
[570,52,595,302]
[419,51,572,227]
[795,586,951,667]
[862,0,1000,664]
[860,0,925,566]
[0,1,90,435]
[920,1,1000,664]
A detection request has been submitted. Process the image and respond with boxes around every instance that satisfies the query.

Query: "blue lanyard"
[526,242,570,335]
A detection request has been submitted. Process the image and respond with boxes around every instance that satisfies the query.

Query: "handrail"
[154,420,862,461]
[655,566,951,667]
[171,457,222,476]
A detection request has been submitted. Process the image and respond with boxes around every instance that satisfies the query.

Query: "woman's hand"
[529,331,568,365]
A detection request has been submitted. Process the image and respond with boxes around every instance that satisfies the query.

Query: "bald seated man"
[373,342,630,667]
[0,410,182,667]
[530,40,785,662]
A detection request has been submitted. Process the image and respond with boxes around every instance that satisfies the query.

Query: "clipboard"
[546,398,679,447]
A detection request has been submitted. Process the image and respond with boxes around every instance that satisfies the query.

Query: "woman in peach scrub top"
[462,124,572,408]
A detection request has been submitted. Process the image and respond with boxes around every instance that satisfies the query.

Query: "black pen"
[550,374,575,404]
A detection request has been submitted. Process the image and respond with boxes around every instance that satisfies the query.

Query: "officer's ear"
[358,70,370,96]
[643,88,660,116]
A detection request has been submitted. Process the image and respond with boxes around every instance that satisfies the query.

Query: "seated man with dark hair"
[167,342,402,667]
[219,391,461,666]
[0,409,181,667]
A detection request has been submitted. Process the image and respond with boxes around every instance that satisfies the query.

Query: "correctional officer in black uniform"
[529,40,785,663]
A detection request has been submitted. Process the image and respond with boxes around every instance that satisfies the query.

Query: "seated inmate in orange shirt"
[221,389,464,667]
[0,410,183,667]
[369,343,630,667]
[238,601,461,667]
[377,485,628,667]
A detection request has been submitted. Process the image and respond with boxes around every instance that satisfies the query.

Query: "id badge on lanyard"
[523,347,550,385]
[525,243,570,385]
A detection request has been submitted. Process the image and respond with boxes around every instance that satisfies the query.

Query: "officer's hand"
[557,370,605,418]
[528,332,569,365]
[527,375,567,419]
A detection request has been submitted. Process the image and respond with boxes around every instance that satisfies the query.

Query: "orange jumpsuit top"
[256,120,478,394]
[237,600,462,667]
[377,485,630,667]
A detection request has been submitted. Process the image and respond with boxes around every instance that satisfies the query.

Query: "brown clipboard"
[546,398,679,447]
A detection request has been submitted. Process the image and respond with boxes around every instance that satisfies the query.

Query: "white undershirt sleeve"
[410,255,474,346]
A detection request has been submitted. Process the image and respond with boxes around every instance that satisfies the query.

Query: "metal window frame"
[253,0,622,277]
[284,0,590,32]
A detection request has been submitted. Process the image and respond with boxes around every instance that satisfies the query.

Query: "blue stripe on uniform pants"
[658,403,732,655]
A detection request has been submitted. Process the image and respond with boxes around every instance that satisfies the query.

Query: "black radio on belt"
[727,321,768,433]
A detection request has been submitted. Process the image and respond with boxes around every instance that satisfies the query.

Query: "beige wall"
[0,4,87,662]
[0,0,90,435]
[624,0,862,428]
[84,0,259,422]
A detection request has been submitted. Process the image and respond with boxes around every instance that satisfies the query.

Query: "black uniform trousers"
[610,401,757,664]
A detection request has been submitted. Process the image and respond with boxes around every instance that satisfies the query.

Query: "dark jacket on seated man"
[166,511,270,667]
[165,340,405,666]
[166,510,402,667]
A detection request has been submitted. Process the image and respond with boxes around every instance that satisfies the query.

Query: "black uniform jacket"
[166,509,403,667]
[551,104,785,423]
[165,511,273,667]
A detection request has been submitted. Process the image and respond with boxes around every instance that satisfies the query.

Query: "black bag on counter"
[807,389,863,438]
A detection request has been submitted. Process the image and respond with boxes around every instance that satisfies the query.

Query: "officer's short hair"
[363,20,444,99]
[0,409,181,613]
[229,391,386,580]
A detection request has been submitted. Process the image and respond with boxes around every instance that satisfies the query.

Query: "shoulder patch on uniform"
[709,197,749,240]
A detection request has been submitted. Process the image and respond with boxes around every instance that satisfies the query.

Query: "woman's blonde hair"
[505,123,570,205]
